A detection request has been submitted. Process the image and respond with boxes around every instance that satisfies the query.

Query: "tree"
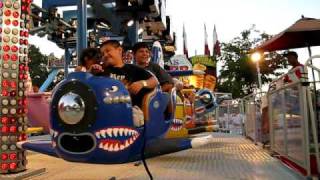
[28,45,49,88]
[28,45,65,91]
[217,26,287,98]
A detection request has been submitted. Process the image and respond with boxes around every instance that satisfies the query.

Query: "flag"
[183,24,189,58]
[213,25,221,57]
[204,24,210,56]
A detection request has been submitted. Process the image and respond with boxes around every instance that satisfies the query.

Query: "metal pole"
[256,61,262,94]
[64,43,70,79]
[307,46,319,146]
[308,46,317,90]
[227,101,230,131]
[128,20,139,47]
[77,0,87,65]
[307,87,320,175]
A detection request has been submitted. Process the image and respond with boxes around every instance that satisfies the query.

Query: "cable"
[141,116,153,180]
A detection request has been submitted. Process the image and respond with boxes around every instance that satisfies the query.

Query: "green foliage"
[47,71,65,91]
[28,45,49,88]
[28,45,65,91]
[217,26,287,98]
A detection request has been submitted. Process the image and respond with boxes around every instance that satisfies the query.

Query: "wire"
[141,115,153,180]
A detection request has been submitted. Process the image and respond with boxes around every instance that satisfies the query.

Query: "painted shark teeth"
[99,137,136,152]
[113,128,119,137]
[54,131,58,138]
[50,129,59,138]
[171,126,183,131]
[106,129,112,137]
[96,127,138,139]
[95,132,101,139]
[171,119,184,131]
[119,128,124,136]
[96,127,140,152]
[101,130,107,138]
[173,119,183,125]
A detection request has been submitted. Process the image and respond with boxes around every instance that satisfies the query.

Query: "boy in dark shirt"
[91,40,158,107]
[133,42,174,92]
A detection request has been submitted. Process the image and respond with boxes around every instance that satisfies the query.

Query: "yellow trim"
[181,89,194,93]
[27,127,44,134]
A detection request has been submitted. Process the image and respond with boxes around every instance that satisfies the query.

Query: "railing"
[268,55,320,177]
[216,99,244,135]
[241,92,266,144]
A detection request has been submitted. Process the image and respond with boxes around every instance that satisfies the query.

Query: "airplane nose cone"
[58,92,85,125]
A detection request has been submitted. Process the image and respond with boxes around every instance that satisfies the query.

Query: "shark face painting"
[194,89,217,121]
[49,72,146,163]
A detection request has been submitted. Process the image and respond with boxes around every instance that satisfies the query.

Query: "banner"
[191,55,216,67]
[190,56,217,90]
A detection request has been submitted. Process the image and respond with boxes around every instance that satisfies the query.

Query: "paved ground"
[19,133,304,180]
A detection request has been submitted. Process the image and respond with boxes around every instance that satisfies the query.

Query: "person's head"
[79,48,101,69]
[100,40,123,67]
[32,85,39,93]
[284,51,299,67]
[132,42,150,66]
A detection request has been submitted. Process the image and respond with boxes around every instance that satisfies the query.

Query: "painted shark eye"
[109,86,118,93]
[58,92,85,125]
[200,93,213,104]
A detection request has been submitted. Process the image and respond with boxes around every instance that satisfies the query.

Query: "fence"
[268,55,320,176]
[241,92,267,144]
[216,99,244,135]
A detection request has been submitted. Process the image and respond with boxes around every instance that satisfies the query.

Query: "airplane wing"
[17,134,212,163]
[143,134,212,159]
[17,135,58,158]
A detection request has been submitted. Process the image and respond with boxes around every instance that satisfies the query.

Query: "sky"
[30,0,320,64]
[166,0,320,62]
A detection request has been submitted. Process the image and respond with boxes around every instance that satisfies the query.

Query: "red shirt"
[283,64,304,83]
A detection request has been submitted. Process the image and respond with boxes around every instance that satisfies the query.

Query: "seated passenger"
[90,40,158,108]
[75,48,101,72]
[133,42,174,92]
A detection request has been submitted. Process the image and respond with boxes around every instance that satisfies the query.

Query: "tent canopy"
[255,18,320,52]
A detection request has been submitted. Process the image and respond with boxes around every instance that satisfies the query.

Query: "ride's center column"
[0,0,31,174]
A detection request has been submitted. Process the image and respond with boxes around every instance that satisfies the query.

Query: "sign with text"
[190,56,217,90]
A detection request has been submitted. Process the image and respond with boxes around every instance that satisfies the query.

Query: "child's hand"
[89,64,104,74]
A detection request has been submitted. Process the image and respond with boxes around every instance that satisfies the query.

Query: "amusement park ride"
[0,0,222,177]
[0,0,319,179]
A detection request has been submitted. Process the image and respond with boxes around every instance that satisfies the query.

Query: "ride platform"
[25,133,303,180]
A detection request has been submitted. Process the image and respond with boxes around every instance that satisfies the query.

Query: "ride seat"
[142,88,158,121]
[141,88,172,122]
[166,87,177,120]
